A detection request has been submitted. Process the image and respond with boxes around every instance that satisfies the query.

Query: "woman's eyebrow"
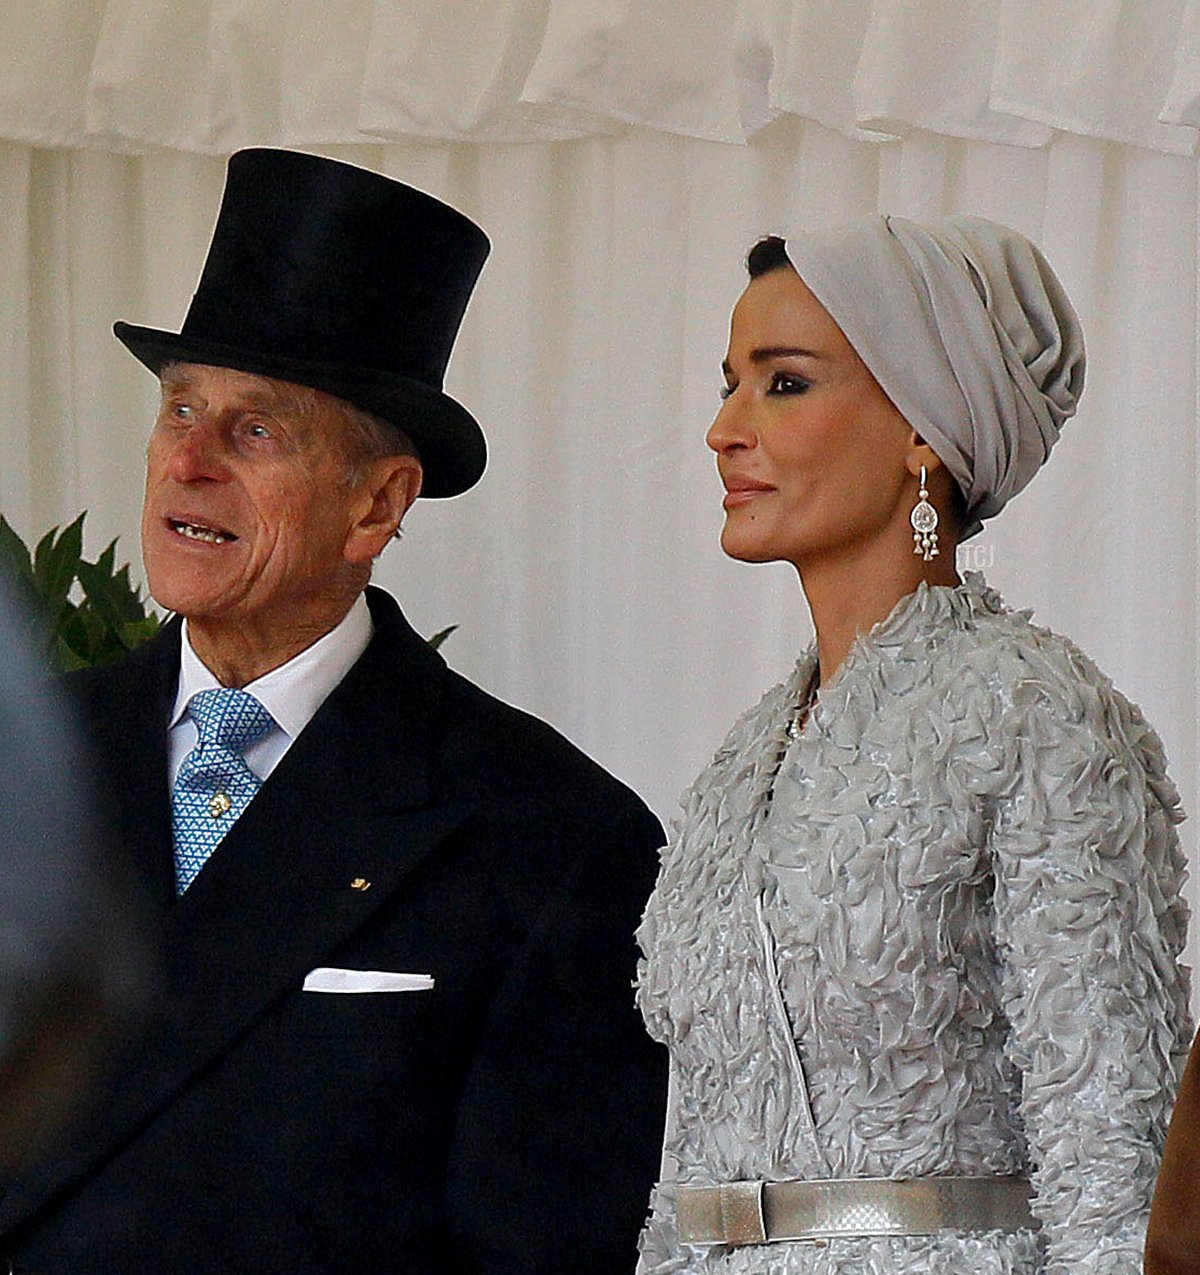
[721,346,826,376]
[749,345,825,362]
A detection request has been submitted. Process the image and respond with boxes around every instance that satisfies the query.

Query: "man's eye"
[768,373,810,395]
[719,383,736,401]
[246,422,272,439]
[172,403,194,420]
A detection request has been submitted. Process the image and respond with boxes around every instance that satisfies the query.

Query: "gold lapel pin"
[208,791,233,818]
[350,877,372,892]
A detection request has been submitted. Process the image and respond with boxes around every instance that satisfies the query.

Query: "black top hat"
[115,148,491,498]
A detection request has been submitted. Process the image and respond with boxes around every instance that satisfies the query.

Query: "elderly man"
[0,149,666,1274]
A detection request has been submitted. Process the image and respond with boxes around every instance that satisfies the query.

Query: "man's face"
[141,364,371,633]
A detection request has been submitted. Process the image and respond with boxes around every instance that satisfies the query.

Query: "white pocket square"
[302,967,435,994]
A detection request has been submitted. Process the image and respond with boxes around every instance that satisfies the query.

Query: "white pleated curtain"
[1,0,1199,152]
[2,4,1198,961]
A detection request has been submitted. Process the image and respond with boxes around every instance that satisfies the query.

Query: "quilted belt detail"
[676,1175,1037,1246]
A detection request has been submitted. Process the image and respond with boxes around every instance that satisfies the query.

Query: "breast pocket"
[274,976,439,1040]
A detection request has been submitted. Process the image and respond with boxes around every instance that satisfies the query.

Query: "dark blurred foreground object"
[1147,1033,1200,1274]
[0,513,160,672]
[0,577,146,1171]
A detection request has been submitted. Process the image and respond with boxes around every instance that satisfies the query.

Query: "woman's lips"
[722,478,775,509]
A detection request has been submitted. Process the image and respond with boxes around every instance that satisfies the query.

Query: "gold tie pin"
[208,791,233,818]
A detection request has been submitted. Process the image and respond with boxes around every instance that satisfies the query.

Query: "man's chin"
[144,579,236,623]
[143,551,243,621]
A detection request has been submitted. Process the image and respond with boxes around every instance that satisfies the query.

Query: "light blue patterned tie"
[172,688,276,893]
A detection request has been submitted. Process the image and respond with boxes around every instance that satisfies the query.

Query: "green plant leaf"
[118,616,163,650]
[32,512,84,618]
[112,564,152,624]
[0,515,46,654]
[92,539,117,577]
[78,556,148,628]
[0,510,161,670]
[0,515,33,583]
[58,606,86,649]
[54,634,91,673]
[426,624,457,651]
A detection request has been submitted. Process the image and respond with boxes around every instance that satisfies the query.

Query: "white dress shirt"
[167,593,373,786]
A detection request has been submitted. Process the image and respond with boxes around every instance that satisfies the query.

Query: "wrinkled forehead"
[158,361,326,419]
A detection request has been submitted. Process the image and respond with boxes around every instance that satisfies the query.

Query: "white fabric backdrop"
[1,5,1198,970]
[4,0,1200,152]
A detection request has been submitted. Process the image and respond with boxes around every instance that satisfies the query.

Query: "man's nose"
[164,422,228,483]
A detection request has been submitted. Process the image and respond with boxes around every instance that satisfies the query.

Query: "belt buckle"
[718,1181,767,1245]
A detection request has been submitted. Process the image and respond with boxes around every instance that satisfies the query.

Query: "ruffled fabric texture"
[636,574,1191,1275]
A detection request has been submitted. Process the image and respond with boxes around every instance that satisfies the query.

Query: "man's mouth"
[168,518,238,545]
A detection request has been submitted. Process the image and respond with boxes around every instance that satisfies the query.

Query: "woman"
[636,216,1191,1274]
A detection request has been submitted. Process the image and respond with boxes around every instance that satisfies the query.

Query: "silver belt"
[676,1175,1037,1246]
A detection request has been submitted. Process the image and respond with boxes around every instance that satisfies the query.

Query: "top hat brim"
[114,322,486,500]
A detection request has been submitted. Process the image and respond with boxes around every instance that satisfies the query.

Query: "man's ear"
[344,456,423,565]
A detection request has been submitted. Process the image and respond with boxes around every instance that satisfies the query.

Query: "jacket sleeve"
[988,669,1191,1274]
[445,798,668,1274]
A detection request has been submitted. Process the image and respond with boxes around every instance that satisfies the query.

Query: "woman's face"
[709,266,915,570]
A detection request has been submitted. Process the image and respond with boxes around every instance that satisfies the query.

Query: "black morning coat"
[0,587,667,1274]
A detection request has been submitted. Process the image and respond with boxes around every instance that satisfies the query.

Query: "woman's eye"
[768,372,810,395]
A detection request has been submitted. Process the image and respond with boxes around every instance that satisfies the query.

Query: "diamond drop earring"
[910,465,939,561]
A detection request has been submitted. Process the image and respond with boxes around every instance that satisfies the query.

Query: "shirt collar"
[169,593,374,740]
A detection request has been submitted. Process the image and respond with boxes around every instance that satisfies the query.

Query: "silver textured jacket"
[637,575,1191,1274]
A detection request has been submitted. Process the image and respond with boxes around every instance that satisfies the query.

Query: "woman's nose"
[706,393,755,454]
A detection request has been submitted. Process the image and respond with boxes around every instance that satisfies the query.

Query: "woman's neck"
[797,529,960,687]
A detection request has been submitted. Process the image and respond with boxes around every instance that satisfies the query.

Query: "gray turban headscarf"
[782,214,1085,536]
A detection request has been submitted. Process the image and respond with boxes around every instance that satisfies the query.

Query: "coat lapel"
[1,589,469,1230]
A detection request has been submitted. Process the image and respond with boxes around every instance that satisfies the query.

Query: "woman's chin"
[719,528,779,564]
